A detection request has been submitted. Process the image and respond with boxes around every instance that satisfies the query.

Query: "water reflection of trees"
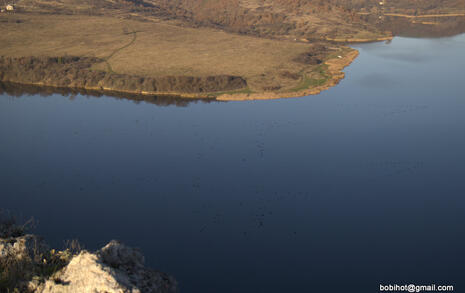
[0,82,219,107]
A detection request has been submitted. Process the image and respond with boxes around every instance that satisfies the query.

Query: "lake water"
[1,35,465,292]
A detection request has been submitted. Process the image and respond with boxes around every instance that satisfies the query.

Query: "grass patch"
[290,65,330,92]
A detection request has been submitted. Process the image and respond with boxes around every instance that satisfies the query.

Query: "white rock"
[39,241,177,293]
[40,251,136,293]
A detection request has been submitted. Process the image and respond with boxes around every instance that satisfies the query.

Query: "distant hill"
[11,0,465,39]
[148,0,386,40]
[13,0,386,40]
[131,0,465,38]
[3,0,464,99]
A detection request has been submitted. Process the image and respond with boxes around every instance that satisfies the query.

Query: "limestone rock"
[99,240,145,269]
[40,251,133,293]
[39,241,177,293]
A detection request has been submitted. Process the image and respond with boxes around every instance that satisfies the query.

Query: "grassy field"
[0,13,332,94]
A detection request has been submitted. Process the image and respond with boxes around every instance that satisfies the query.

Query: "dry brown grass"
[0,211,82,293]
[0,13,330,93]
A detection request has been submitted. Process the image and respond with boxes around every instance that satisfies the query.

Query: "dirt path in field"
[104,29,137,73]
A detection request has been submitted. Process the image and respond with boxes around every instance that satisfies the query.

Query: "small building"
[6,4,15,11]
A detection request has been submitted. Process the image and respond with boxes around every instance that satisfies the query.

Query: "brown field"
[0,13,337,95]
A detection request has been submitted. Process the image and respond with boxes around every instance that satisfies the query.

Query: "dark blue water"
[1,35,465,292]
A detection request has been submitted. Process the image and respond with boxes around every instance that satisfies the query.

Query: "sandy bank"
[325,36,393,43]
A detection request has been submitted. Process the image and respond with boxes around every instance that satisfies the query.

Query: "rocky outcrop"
[39,241,177,293]
[1,234,178,293]
[0,56,247,97]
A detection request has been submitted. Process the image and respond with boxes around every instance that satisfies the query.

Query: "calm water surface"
[1,35,465,292]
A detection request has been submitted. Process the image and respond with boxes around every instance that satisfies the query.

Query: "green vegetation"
[290,65,330,92]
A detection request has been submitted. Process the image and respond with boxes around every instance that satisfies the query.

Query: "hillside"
[1,13,357,99]
[1,0,464,99]
[11,0,390,41]
[9,0,465,40]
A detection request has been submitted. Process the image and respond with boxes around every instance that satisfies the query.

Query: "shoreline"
[325,36,393,43]
[0,12,392,102]
[216,48,360,101]
[0,81,216,99]
[0,49,360,102]
[0,56,247,99]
